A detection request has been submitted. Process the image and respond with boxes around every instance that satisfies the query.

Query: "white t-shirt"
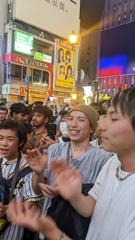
[86,155,135,240]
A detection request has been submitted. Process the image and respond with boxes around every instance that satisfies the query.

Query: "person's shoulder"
[107,154,120,166]
[88,145,111,158]
[96,147,113,158]
[86,146,113,169]
[48,141,69,152]
[99,154,119,171]
[47,142,70,161]
[21,153,29,167]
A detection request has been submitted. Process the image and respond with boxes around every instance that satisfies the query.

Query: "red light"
[98,67,123,77]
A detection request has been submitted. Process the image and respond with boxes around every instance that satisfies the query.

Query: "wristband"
[59,233,65,240]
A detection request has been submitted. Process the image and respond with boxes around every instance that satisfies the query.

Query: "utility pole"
[25,76,29,104]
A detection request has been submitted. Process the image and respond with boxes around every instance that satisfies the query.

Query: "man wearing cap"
[25,104,110,240]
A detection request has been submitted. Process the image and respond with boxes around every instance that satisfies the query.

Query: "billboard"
[55,40,76,89]
[13,0,80,38]
[98,21,135,77]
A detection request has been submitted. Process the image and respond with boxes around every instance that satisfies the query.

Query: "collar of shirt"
[0,152,25,166]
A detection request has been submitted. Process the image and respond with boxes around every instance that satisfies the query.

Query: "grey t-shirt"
[39,142,110,239]
[42,142,110,213]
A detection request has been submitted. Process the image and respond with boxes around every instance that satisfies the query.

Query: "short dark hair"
[31,101,43,107]
[25,106,32,115]
[33,105,53,119]
[112,88,135,130]
[59,110,68,116]
[0,120,27,149]
[10,103,26,117]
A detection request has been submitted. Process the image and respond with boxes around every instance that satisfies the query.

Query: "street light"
[68,31,78,44]
[68,31,80,103]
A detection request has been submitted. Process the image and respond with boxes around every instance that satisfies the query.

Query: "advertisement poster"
[56,40,76,89]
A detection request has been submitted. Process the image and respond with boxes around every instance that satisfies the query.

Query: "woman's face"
[66,53,70,60]
[60,66,65,74]
[59,50,64,58]
[67,68,72,75]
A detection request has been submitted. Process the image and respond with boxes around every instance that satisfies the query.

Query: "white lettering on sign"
[2,84,20,95]
[16,56,49,70]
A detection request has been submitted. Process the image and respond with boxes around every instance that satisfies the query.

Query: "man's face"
[0,110,7,122]
[23,114,31,123]
[32,112,46,128]
[13,112,25,122]
[0,129,19,160]
[99,106,135,154]
[67,111,91,142]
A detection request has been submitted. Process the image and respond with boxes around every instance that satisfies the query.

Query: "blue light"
[99,55,128,69]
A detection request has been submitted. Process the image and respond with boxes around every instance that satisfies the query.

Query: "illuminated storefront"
[3,52,53,103]
[3,30,53,103]
[0,0,80,103]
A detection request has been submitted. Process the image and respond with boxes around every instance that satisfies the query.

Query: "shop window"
[33,69,42,85]
[33,39,54,63]
[23,67,32,83]
[10,64,22,81]
[42,71,49,88]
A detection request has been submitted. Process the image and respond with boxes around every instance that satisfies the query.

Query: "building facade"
[0,0,80,104]
[98,0,135,96]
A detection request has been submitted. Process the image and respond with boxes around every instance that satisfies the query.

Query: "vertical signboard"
[55,40,76,89]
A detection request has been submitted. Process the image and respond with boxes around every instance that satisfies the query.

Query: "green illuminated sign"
[34,52,43,61]
[33,51,52,63]
[14,31,33,55]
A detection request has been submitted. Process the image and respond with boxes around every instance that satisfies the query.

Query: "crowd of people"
[0,87,135,240]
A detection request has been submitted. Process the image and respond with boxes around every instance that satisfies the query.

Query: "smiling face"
[59,66,65,75]
[99,106,135,154]
[67,111,91,143]
[58,49,64,62]
[67,66,72,77]
[0,129,19,160]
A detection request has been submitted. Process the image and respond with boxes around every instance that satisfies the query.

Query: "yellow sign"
[20,86,49,98]
[55,40,76,89]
